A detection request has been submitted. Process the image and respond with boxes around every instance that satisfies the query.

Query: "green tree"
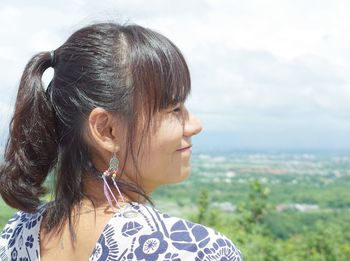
[237,179,272,232]
[196,187,209,224]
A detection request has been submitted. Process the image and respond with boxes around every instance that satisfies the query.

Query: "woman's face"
[123,102,203,194]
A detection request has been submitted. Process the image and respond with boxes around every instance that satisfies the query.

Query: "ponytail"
[0,51,59,212]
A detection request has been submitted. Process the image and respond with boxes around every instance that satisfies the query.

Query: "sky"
[1,0,350,152]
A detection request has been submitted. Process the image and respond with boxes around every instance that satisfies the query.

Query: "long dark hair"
[0,22,191,240]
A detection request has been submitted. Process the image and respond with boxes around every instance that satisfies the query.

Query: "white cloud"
[1,0,350,149]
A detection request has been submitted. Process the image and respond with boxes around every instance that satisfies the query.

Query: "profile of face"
[133,102,203,193]
[86,101,203,195]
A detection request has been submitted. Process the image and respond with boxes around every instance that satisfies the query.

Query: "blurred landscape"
[1,151,350,260]
[153,151,350,260]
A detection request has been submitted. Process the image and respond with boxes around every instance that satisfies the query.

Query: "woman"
[0,22,243,260]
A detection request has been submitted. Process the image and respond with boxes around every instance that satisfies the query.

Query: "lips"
[177,145,192,151]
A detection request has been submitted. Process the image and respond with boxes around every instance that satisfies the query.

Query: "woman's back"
[0,201,243,260]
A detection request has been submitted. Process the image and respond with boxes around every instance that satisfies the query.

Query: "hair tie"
[50,50,56,67]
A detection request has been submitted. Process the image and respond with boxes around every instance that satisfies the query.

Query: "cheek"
[140,118,184,174]
[121,115,185,186]
[156,118,184,152]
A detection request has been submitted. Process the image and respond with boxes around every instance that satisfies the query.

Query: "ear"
[84,107,124,153]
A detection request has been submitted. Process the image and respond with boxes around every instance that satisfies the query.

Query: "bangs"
[123,25,191,114]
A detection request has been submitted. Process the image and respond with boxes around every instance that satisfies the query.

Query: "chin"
[175,168,191,183]
[165,165,191,185]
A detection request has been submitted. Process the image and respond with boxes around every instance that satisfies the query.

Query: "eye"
[173,106,181,113]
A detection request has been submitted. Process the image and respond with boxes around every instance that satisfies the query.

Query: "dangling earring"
[101,150,126,211]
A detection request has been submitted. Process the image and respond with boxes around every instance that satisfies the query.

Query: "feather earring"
[102,150,126,210]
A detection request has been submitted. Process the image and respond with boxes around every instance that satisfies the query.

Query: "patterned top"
[0,201,243,260]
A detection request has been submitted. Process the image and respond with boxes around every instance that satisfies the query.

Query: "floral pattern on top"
[0,202,243,260]
[0,203,47,261]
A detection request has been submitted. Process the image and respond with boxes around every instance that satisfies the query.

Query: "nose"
[183,111,203,137]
